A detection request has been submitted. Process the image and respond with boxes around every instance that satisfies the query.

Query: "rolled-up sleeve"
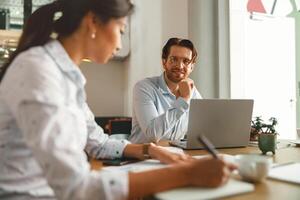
[133,82,189,142]
[83,103,130,159]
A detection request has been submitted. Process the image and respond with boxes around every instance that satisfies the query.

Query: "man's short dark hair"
[162,37,198,63]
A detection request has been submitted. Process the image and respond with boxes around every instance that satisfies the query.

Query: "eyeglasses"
[168,56,192,67]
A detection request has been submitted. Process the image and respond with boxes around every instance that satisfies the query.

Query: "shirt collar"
[43,40,86,88]
[158,72,174,96]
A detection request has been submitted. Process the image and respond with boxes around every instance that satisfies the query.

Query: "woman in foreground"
[0,0,236,199]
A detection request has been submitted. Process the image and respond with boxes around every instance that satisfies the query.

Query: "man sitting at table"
[129,38,202,143]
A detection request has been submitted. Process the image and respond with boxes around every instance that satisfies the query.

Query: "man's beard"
[165,69,187,83]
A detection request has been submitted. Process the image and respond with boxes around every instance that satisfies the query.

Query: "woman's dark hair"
[162,37,198,63]
[0,0,134,82]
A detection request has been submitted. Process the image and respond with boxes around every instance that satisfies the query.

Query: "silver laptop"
[170,99,254,150]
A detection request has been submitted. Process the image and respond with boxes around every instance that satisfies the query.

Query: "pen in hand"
[197,135,220,159]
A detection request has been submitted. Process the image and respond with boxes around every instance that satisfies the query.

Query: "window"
[229,0,297,139]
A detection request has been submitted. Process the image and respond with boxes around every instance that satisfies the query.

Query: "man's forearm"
[143,107,185,141]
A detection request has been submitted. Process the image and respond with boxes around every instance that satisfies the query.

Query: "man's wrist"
[174,97,190,113]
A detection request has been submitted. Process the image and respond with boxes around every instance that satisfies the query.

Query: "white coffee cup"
[235,154,272,182]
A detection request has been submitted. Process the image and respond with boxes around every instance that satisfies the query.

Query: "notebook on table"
[268,162,300,184]
[155,179,254,200]
[170,99,254,150]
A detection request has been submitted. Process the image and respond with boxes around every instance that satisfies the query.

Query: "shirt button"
[116,151,119,154]
[110,180,115,185]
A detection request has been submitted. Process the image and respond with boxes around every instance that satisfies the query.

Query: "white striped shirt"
[0,40,129,200]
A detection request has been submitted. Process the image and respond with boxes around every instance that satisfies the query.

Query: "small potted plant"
[251,116,278,155]
[250,116,264,141]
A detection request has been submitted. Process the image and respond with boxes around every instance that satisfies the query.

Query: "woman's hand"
[183,156,238,187]
[148,143,193,164]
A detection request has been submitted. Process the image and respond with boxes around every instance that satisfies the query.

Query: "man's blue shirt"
[129,73,202,143]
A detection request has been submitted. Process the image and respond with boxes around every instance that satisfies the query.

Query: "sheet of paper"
[268,162,300,184]
[102,154,237,173]
[102,159,167,172]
